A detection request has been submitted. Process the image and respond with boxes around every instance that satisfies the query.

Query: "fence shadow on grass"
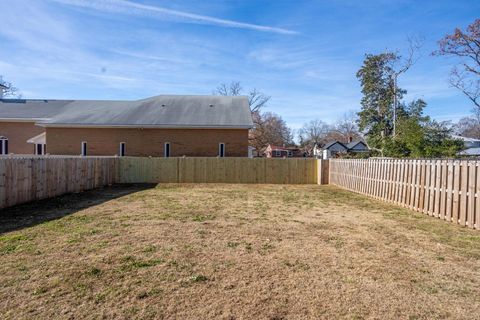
[0,184,157,234]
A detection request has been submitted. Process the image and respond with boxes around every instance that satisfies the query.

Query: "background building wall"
[46,127,249,157]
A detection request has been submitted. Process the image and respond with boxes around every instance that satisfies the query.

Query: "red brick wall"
[46,127,249,157]
[0,122,44,154]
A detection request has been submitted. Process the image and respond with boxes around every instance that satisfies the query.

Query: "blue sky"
[1,0,479,131]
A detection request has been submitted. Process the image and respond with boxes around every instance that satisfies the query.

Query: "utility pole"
[393,74,397,137]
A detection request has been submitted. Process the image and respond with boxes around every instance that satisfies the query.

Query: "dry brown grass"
[0,184,479,320]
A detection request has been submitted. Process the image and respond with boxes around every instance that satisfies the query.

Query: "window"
[0,137,8,155]
[81,141,87,156]
[274,150,281,157]
[164,142,170,158]
[35,144,45,155]
[219,143,225,157]
[287,150,293,157]
[119,142,126,157]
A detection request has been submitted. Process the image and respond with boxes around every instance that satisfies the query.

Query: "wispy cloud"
[52,0,298,35]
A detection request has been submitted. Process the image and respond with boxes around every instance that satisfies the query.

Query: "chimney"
[348,136,353,143]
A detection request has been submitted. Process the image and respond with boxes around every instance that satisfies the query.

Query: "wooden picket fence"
[0,156,117,209]
[118,157,318,184]
[330,159,480,230]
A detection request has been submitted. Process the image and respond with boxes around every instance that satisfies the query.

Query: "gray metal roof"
[0,95,253,128]
[459,147,480,156]
[0,99,73,120]
[323,141,347,149]
[346,140,367,149]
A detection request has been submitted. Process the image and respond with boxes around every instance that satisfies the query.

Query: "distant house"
[313,140,369,159]
[346,141,369,153]
[0,95,253,157]
[322,141,348,157]
[453,135,480,157]
[264,144,305,158]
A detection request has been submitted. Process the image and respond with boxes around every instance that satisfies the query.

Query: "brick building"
[0,95,253,157]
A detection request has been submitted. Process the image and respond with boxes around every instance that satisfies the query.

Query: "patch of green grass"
[74,283,90,297]
[136,288,163,300]
[282,192,300,203]
[192,214,215,222]
[190,274,208,282]
[86,267,102,276]
[33,286,48,295]
[94,292,107,304]
[0,234,32,242]
[143,245,157,253]
[0,234,34,255]
[227,241,240,248]
[284,259,310,271]
[120,256,163,271]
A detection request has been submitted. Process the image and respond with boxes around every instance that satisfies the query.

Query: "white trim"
[34,143,46,155]
[119,142,126,157]
[164,142,170,158]
[0,137,8,155]
[27,132,46,144]
[81,141,87,156]
[219,143,225,157]
[36,123,253,129]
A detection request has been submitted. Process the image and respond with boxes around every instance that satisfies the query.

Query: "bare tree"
[214,81,277,151]
[389,35,424,136]
[0,76,21,99]
[455,115,480,139]
[250,112,293,151]
[214,81,270,113]
[298,119,332,147]
[215,81,242,96]
[434,19,480,110]
[334,111,362,143]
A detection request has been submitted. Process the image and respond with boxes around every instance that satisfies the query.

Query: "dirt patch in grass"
[0,184,479,319]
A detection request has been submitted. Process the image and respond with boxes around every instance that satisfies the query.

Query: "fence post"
[317,159,329,185]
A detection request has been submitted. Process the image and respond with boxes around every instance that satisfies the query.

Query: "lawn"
[0,184,479,319]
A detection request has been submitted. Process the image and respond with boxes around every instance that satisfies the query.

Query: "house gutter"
[36,123,253,129]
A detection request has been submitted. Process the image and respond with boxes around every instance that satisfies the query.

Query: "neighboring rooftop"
[323,141,347,149]
[346,140,366,149]
[451,135,480,142]
[458,147,480,156]
[0,95,253,128]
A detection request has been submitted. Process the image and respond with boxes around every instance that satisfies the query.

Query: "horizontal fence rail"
[0,157,118,209]
[118,157,318,184]
[330,159,480,230]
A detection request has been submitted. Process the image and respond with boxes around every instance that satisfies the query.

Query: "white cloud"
[52,0,298,35]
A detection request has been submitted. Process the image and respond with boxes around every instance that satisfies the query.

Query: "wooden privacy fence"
[118,157,318,184]
[2,156,478,231]
[330,159,480,230]
[0,156,117,209]
[0,157,318,209]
